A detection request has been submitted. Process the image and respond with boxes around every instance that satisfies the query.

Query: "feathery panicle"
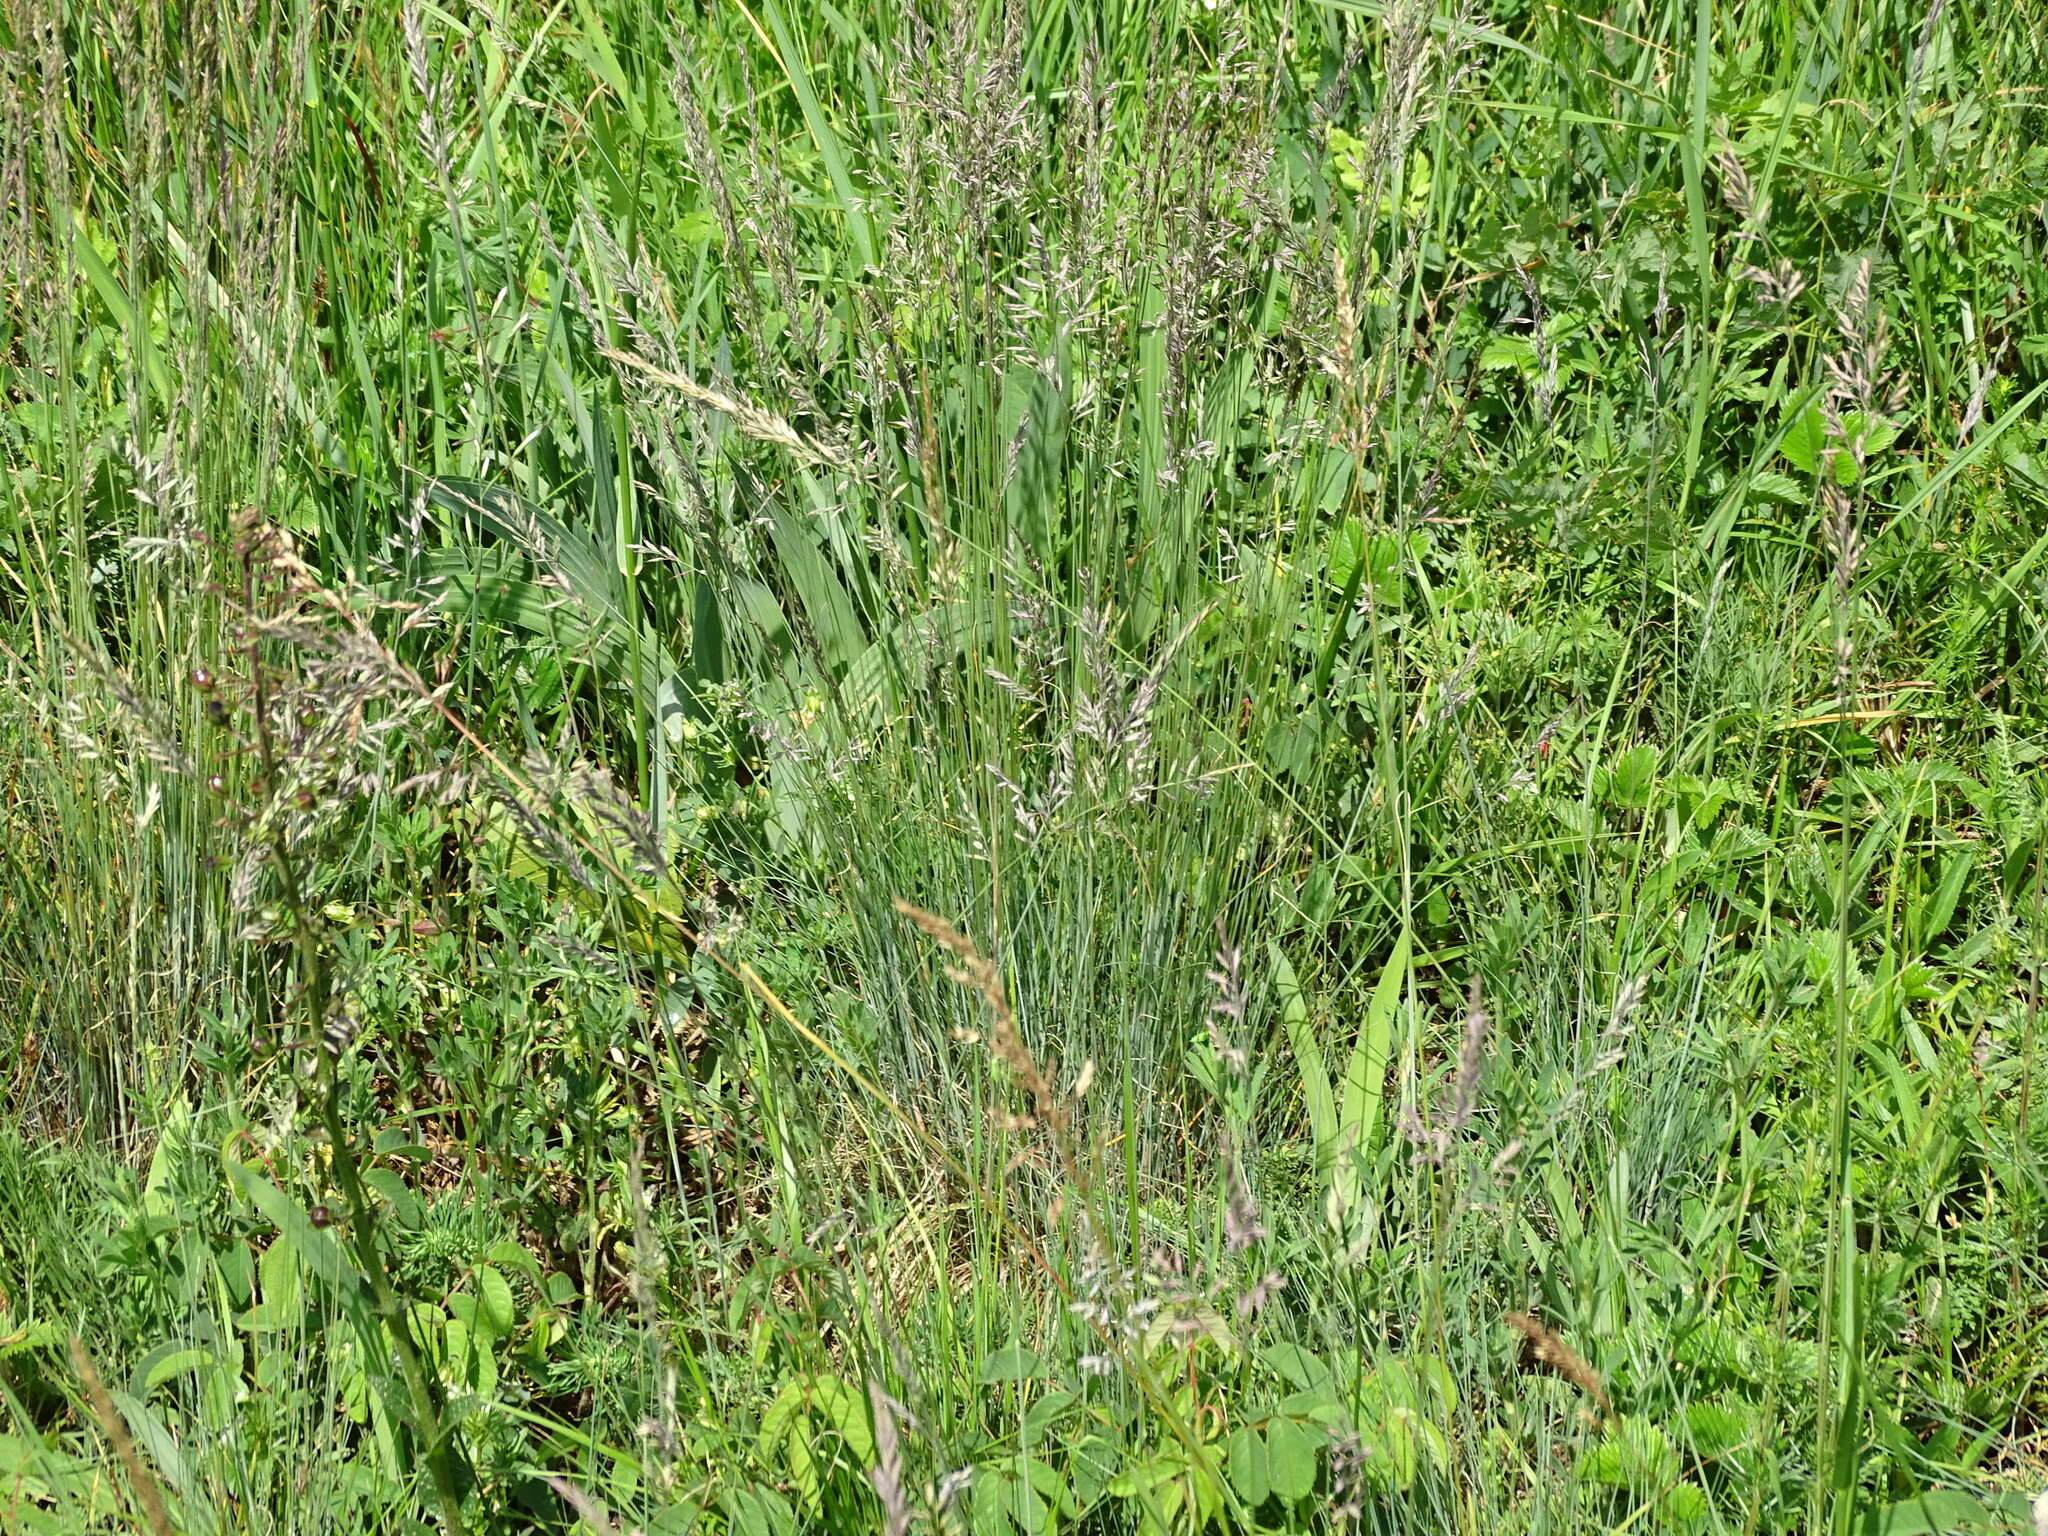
[542,1477,628,1536]
[598,343,854,471]
[1205,926,1249,1076]
[1446,979,1491,1133]
[1401,978,1492,1162]
[867,1382,912,1536]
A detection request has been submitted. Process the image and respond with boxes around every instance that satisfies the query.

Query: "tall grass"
[3,0,2046,1532]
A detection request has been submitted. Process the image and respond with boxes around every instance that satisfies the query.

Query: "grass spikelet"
[597,342,854,471]
[891,898,1060,1131]
[1505,1311,1613,1421]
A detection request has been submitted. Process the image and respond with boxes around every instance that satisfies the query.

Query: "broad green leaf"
[473,1265,517,1339]
[1261,1344,1331,1392]
[1857,1490,2039,1536]
[1225,1425,1269,1507]
[1264,1419,1317,1502]
[757,1377,806,1460]
[1778,403,1898,485]
[137,1346,220,1395]
[1010,1456,1062,1533]
[1023,1389,1075,1439]
[1142,1302,1238,1358]
[1108,1454,1181,1498]
[1070,1435,1119,1506]
[243,1233,305,1331]
[1362,1355,1458,1417]
[979,1345,1047,1383]
[225,1164,355,1290]
[1335,927,1408,1220]
[361,1168,422,1228]
[1356,1357,1457,1489]
[972,1469,1014,1536]
[486,1240,542,1283]
[1578,1415,1680,1491]
[1658,1481,1710,1532]
[805,1373,875,1465]
[1270,944,1338,1174]
[442,1315,497,1397]
[724,1486,798,1536]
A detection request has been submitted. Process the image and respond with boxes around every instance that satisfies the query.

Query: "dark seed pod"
[207,774,227,794]
[309,1205,333,1229]
[191,666,215,691]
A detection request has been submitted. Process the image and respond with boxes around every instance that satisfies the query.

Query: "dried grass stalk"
[1505,1311,1613,1420]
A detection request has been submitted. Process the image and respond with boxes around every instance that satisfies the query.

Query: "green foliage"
[3,0,2047,1531]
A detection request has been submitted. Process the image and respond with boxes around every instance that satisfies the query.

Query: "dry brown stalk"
[70,1336,177,1536]
[1505,1311,1614,1420]
[890,898,1063,1133]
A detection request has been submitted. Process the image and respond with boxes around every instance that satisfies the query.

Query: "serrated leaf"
[1658,1481,1709,1531]
[0,1321,66,1360]
[1683,1400,1752,1459]
[1264,1419,1317,1502]
[1480,335,1537,373]
[1748,470,1806,503]
[361,1167,421,1228]
[1261,1343,1331,1391]
[1226,1425,1270,1507]
[1778,404,1898,485]
[1578,1415,1680,1490]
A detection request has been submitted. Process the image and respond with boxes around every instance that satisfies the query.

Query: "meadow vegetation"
[2,0,2046,1530]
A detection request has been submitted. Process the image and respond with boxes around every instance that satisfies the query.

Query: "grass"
[2,0,2046,1531]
